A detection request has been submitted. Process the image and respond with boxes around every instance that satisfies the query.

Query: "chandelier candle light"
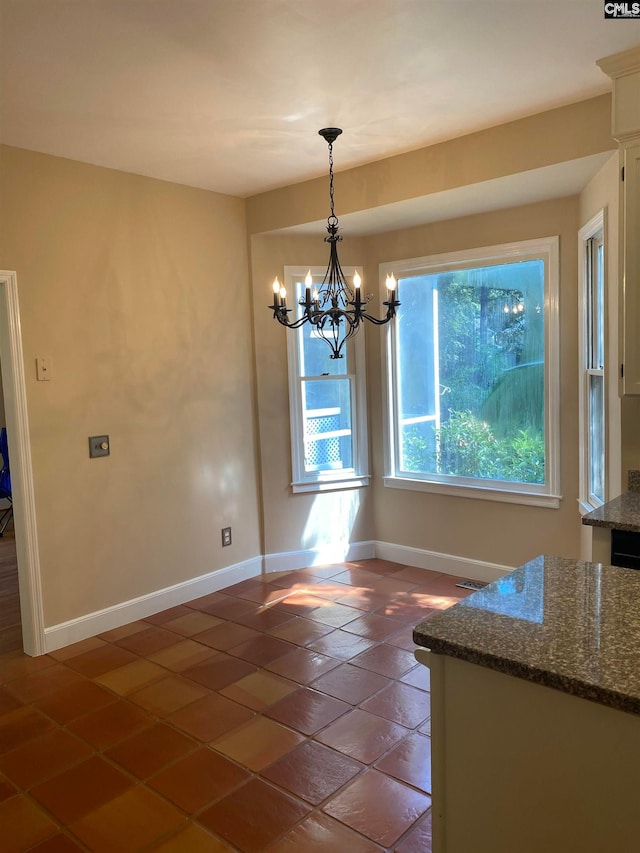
[269,127,400,359]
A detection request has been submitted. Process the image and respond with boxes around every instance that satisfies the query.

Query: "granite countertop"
[581,468,640,532]
[414,555,640,715]
[582,491,640,533]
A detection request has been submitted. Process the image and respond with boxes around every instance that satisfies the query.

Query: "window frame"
[381,237,561,508]
[284,265,370,494]
[578,210,606,513]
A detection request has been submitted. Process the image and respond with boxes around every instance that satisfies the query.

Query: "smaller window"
[285,266,369,493]
[579,212,606,511]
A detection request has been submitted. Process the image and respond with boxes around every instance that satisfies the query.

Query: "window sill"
[292,475,370,494]
[383,475,561,508]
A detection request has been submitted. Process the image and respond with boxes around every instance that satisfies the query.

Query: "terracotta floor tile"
[186,591,228,611]
[370,576,421,596]
[184,653,258,691]
[400,663,431,692]
[163,611,223,637]
[307,628,377,661]
[316,708,408,764]
[228,634,296,667]
[198,777,310,853]
[106,722,197,779]
[0,774,16,801]
[0,793,57,852]
[352,643,416,678]
[70,785,186,852]
[0,685,21,716]
[306,580,354,602]
[419,716,431,736]
[387,624,420,651]
[323,769,431,847]
[149,746,250,813]
[273,590,336,618]
[144,604,194,625]
[232,607,296,632]
[128,674,210,716]
[264,687,350,735]
[94,658,167,695]
[306,601,364,629]
[0,728,92,789]
[265,647,341,684]
[375,732,432,793]
[0,705,54,754]
[231,581,288,606]
[67,699,152,750]
[262,739,363,805]
[35,678,117,723]
[97,621,149,642]
[28,833,85,851]
[148,638,219,672]
[266,811,381,853]
[395,810,433,852]
[31,754,133,824]
[193,622,260,651]
[342,612,404,641]
[0,650,56,683]
[331,567,387,587]
[167,693,255,742]
[220,670,298,711]
[6,663,84,702]
[64,644,138,677]
[48,636,107,661]
[114,625,183,656]
[152,823,234,852]
[310,662,389,705]
[212,715,304,771]
[193,595,257,622]
[360,681,430,728]
[266,616,334,646]
[393,566,444,585]
[336,587,392,612]
[360,558,408,575]
[377,594,440,623]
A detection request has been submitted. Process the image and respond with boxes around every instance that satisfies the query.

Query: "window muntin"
[285,267,369,492]
[383,238,560,506]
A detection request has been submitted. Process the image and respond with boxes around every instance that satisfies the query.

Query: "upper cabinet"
[597,47,640,395]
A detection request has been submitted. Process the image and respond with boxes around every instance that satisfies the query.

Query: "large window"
[383,238,560,507]
[579,213,605,511]
[285,266,369,493]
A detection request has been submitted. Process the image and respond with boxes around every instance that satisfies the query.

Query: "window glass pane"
[589,374,605,504]
[594,240,604,369]
[294,279,346,377]
[302,378,353,472]
[396,259,546,485]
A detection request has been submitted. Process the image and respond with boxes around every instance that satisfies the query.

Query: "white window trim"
[380,237,561,508]
[578,210,606,515]
[284,265,370,494]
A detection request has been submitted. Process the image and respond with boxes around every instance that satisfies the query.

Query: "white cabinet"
[622,143,640,394]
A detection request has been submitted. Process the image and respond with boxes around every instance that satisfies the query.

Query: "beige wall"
[250,233,374,558]
[0,145,261,627]
[364,198,581,568]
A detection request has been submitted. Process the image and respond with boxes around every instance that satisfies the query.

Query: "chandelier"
[269,127,400,359]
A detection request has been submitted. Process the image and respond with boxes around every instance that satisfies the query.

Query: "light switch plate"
[89,435,110,458]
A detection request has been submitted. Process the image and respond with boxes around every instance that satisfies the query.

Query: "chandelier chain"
[328,142,336,224]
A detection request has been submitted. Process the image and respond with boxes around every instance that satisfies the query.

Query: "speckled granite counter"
[414,554,640,715]
[582,490,640,533]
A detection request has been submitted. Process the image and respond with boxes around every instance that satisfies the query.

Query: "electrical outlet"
[222,527,232,547]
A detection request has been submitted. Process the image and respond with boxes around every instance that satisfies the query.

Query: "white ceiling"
[1,0,639,199]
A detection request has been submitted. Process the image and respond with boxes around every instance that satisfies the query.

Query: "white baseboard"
[44,556,263,653]
[373,540,513,582]
[264,540,376,574]
[44,540,511,653]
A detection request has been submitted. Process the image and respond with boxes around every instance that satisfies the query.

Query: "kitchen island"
[413,555,640,853]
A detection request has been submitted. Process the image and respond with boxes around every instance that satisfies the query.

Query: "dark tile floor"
[0,553,470,851]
